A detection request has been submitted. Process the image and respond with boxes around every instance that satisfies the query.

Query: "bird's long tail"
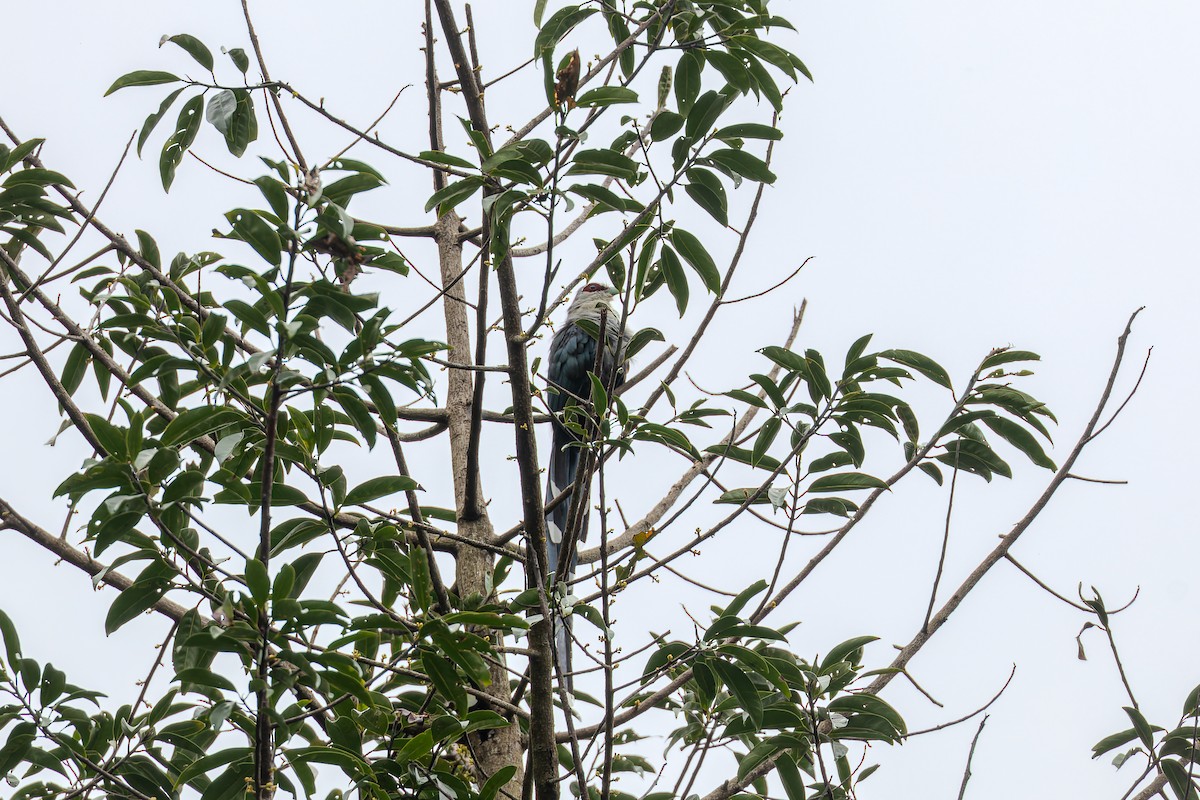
[546,428,583,690]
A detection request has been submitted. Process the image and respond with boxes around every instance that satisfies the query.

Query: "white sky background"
[1,2,1199,799]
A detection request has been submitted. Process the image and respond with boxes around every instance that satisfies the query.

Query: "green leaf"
[361,374,397,427]
[675,51,703,114]
[135,229,161,268]
[650,111,684,142]
[736,738,783,782]
[569,183,642,214]
[159,93,203,191]
[0,722,36,776]
[659,245,689,316]
[715,488,773,506]
[743,51,783,110]
[344,476,421,507]
[722,580,768,618]
[39,663,66,706]
[200,311,226,349]
[174,667,237,692]
[1091,727,1141,758]
[808,472,888,493]
[626,326,665,359]
[829,693,907,741]
[777,754,808,800]
[711,659,763,729]
[935,438,1012,481]
[575,86,639,107]
[480,766,518,800]
[419,150,477,170]
[685,90,729,141]
[897,403,919,443]
[215,481,310,507]
[918,462,943,485]
[759,345,808,374]
[879,349,953,390]
[0,609,21,667]
[163,34,214,71]
[1124,706,1156,750]
[106,580,167,634]
[61,342,90,397]
[1,138,45,172]
[104,70,180,96]
[981,349,1041,370]
[224,299,270,336]
[567,148,640,181]
[227,48,250,74]
[221,89,257,157]
[657,64,672,108]
[253,176,289,221]
[632,422,699,458]
[670,228,721,293]
[936,409,996,439]
[225,208,282,266]
[174,747,252,788]
[715,123,783,141]
[706,49,753,92]
[685,167,729,226]
[804,496,859,516]
[138,87,186,156]
[588,372,608,412]
[733,36,800,81]
[324,172,386,207]
[424,176,484,214]
[533,6,597,56]
[245,558,269,605]
[981,415,1056,470]
[394,730,435,763]
[752,418,781,467]
[161,407,246,447]
[422,652,469,712]
[333,387,377,447]
[1161,759,1199,800]
[749,374,786,408]
[1183,683,1200,718]
[3,168,74,189]
[821,635,878,669]
[84,413,127,458]
[704,444,781,472]
[707,148,776,184]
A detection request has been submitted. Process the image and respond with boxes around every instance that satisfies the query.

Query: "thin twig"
[719,256,812,305]
[924,448,960,633]
[906,665,1014,737]
[240,0,308,174]
[1066,474,1129,485]
[956,715,989,800]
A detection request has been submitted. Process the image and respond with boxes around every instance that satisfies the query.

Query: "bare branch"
[956,715,989,800]
[906,666,1014,737]
[866,309,1145,695]
[0,497,190,623]
[1129,774,1169,800]
[240,0,307,174]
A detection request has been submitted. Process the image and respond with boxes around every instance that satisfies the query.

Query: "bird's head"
[567,282,621,320]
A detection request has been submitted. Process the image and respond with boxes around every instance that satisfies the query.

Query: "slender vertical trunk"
[435,214,524,788]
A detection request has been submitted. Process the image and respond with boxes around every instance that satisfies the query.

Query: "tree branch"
[866,308,1145,695]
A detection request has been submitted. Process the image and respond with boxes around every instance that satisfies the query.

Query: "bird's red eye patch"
[582,282,607,292]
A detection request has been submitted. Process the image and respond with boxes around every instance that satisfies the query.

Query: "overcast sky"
[2,3,1198,799]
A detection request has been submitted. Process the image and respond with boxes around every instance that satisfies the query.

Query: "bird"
[544,282,629,687]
